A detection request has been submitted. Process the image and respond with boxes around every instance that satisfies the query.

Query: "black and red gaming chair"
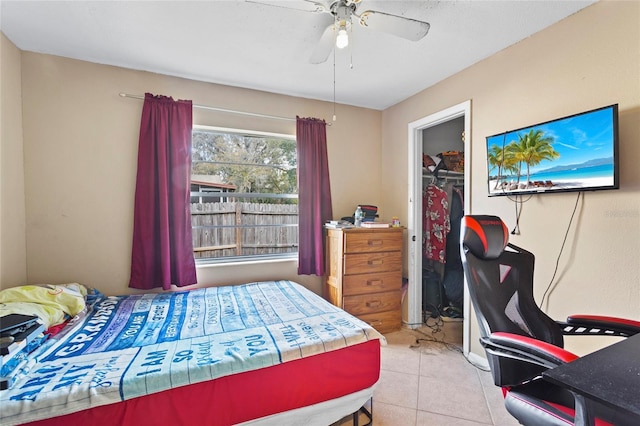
[460,215,640,426]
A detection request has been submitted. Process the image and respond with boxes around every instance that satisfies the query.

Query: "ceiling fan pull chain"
[350,23,354,69]
[333,33,337,122]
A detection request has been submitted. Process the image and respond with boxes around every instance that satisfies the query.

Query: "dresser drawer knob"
[367,259,383,266]
[366,300,382,308]
[367,239,383,246]
[366,279,383,287]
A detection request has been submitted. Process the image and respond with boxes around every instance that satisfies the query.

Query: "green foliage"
[487,129,560,186]
[192,130,297,204]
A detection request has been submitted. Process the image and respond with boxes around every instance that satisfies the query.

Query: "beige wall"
[382,1,640,356]
[0,33,27,289]
[15,51,382,296]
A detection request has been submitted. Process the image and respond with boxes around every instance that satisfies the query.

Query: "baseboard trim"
[466,351,490,370]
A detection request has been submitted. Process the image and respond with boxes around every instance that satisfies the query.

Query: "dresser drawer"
[343,271,402,296]
[344,252,402,275]
[357,309,402,335]
[344,231,403,254]
[343,290,401,316]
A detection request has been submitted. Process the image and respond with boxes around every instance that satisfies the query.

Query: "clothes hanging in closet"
[444,187,464,268]
[441,187,464,308]
[422,183,450,263]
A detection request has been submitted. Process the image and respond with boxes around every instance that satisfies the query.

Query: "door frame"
[406,100,472,356]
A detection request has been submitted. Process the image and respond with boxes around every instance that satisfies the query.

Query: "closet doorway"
[407,100,471,356]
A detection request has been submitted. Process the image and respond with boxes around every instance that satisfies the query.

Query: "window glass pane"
[191,127,298,262]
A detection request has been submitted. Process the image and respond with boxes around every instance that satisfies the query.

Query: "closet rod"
[119,92,297,123]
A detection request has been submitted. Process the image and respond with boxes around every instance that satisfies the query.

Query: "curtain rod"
[119,92,331,125]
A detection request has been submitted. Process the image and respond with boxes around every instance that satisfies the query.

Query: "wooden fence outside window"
[191,202,298,259]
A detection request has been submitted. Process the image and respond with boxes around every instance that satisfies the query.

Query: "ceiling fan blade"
[244,0,328,13]
[357,10,430,41]
[301,0,332,13]
[309,24,336,64]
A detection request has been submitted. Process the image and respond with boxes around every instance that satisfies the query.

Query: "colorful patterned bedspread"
[0,280,384,425]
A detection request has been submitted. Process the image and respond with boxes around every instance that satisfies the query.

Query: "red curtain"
[296,117,333,275]
[129,93,197,290]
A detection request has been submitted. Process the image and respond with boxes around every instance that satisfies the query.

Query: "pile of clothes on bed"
[0,283,101,390]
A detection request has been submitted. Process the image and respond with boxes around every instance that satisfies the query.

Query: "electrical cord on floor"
[410,325,493,372]
[540,191,583,309]
[423,310,445,333]
[402,312,448,335]
[410,322,462,354]
[405,316,492,373]
[400,315,445,330]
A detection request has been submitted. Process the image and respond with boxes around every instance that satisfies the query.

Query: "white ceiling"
[0,0,596,110]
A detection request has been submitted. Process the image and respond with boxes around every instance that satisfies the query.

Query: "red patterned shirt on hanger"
[423,184,450,263]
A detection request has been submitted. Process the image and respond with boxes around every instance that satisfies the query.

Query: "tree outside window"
[190,127,298,262]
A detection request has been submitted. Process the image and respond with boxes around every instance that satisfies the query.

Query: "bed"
[0,280,384,426]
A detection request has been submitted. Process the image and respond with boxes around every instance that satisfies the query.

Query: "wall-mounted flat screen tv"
[486,104,619,197]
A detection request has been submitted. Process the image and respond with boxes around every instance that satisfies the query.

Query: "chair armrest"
[487,332,579,366]
[480,332,578,388]
[559,315,640,337]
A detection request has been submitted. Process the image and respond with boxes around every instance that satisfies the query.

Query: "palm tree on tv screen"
[487,145,505,189]
[506,129,560,185]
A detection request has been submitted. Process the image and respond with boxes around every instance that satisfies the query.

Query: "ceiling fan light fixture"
[336,24,349,49]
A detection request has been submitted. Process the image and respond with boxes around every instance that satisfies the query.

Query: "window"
[191,126,298,263]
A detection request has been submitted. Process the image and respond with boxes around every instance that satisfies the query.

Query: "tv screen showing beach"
[486,104,618,197]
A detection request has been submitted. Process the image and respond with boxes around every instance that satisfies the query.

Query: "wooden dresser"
[324,227,403,334]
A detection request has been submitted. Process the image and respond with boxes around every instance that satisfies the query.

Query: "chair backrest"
[460,215,563,347]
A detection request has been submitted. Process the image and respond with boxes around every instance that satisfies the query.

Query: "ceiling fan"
[247,0,431,64]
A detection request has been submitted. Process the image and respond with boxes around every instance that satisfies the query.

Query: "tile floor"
[336,318,520,426]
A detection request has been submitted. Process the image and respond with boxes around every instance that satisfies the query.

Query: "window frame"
[191,125,298,265]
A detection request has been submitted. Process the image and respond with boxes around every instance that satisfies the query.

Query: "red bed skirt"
[23,339,381,426]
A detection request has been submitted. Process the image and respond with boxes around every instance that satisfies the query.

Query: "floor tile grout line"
[376,368,420,411]
[475,367,500,426]
[416,408,496,425]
